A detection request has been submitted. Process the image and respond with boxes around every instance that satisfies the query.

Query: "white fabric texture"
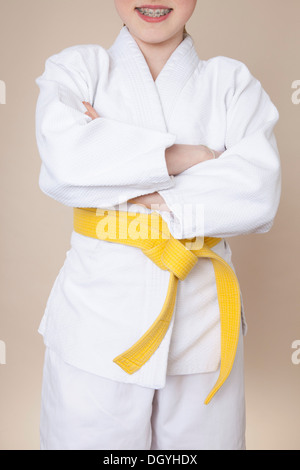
[40,324,245,450]
[35,26,281,388]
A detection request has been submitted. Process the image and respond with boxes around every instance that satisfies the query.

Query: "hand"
[82,101,100,120]
[128,192,171,212]
[165,144,223,176]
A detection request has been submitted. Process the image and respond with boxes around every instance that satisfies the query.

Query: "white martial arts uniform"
[35,26,281,449]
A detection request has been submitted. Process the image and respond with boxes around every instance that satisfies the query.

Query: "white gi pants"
[39,326,246,450]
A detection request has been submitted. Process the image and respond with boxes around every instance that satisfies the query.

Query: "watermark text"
[0,80,6,104]
[291,80,300,105]
[291,340,300,365]
[93,202,205,250]
[0,340,6,365]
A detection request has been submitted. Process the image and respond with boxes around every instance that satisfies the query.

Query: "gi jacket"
[35,26,281,388]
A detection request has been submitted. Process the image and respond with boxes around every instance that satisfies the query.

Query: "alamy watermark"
[0,80,6,104]
[0,340,6,365]
[93,202,205,250]
[291,340,300,365]
[291,80,300,105]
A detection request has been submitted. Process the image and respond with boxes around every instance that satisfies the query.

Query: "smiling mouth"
[135,7,173,17]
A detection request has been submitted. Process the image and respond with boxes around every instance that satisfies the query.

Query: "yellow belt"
[73,207,241,405]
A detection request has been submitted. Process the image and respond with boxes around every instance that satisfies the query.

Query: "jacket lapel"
[154,30,201,126]
[108,26,201,132]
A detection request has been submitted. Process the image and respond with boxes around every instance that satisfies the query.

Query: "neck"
[129,29,185,82]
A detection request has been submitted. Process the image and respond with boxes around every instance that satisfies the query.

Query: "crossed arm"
[36,51,281,240]
[82,101,222,212]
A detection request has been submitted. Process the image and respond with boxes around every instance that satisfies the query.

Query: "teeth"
[137,8,172,17]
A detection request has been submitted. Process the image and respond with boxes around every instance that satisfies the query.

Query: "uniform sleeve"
[35,46,176,208]
[157,61,282,239]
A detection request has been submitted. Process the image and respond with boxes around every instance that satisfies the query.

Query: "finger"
[83,102,94,114]
[83,101,93,109]
[82,101,99,119]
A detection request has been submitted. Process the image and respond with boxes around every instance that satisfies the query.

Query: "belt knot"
[161,238,198,280]
[142,237,198,280]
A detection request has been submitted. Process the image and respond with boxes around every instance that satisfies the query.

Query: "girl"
[35,0,281,450]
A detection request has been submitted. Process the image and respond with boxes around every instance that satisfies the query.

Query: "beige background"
[0,0,299,450]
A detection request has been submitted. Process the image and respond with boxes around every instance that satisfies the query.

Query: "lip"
[136,5,172,8]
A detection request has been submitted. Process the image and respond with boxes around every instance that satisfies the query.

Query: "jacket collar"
[108,26,201,132]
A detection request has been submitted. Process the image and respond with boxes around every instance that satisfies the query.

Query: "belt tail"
[113,273,178,374]
[204,256,241,405]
